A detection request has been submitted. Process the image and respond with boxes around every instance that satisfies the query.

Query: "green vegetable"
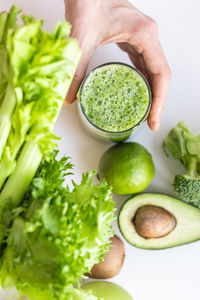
[0,5,81,203]
[0,5,81,242]
[163,121,200,208]
[1,151,115,299]
[0,7,116,300]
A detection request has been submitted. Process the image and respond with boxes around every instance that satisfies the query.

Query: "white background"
[1,0,200,300]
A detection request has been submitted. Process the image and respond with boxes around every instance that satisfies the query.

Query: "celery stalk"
[0,84,16,159]
[1,5,20,45]
[0,5,81,219]
[0,141,42,207]
[0,12,8,44]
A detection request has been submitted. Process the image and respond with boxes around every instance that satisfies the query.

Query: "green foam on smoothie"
[80,64,150,132]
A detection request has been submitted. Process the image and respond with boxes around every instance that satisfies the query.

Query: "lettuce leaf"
[1,151,115,300]
[0,7,115,300]
[0,6,81,210]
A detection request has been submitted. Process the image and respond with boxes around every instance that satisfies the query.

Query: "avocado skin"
[118,193,200,250]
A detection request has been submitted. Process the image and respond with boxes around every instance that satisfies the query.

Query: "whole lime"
[98,142,155,195]
[83,281,133,300]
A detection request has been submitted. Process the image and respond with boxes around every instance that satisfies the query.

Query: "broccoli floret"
[163,121,200,208]
[174,175,200,208]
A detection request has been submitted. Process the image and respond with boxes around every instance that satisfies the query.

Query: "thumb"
[65,48,93,104]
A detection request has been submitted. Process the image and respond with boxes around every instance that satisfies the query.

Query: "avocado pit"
[134,205,176,239]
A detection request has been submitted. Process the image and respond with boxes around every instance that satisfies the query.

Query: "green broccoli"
[163,121,200,208]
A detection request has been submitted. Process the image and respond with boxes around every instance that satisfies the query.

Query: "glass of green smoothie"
[77,62,151,142]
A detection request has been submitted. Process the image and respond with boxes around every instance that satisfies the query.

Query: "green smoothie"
[79,64,150,133]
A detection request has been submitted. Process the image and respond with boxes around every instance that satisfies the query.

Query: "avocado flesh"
[119,193,200,249]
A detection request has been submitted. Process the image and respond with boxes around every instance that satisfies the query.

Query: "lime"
[98,142,155,195]
[83,281,133,300]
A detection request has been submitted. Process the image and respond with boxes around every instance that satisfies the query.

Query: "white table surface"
[1,0,200,300]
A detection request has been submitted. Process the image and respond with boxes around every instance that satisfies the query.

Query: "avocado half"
[118,193,200,249]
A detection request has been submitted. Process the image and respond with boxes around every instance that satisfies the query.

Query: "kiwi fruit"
[87,235,125,279]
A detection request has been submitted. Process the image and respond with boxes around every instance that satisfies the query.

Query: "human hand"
[65,0,171,131]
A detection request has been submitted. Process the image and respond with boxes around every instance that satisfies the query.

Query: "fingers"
[117,15,171,131]
[129,48,170,131]
[66,48,93,104]
[118,39,171,131]
[131,34,171,130]
[128,52,151,83]
[139,41,171,131]
[65,21,97,104]
[65,1,99,104]
[148,72,171,131]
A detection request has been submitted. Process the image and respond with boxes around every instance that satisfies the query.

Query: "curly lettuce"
[0,7,115,300]
[1,151,115,300]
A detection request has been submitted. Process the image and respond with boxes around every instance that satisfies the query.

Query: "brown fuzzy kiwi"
[86,235,125,279]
